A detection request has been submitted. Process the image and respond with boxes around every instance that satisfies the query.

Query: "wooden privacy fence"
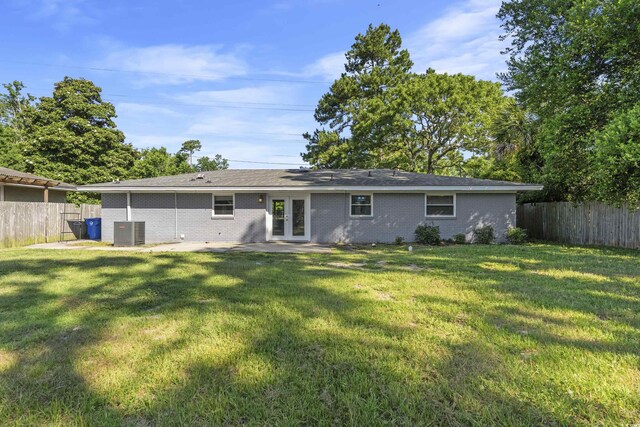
[0,201,101,248]
[517,202,640,249]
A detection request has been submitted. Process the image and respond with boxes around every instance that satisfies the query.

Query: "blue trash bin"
[85,218,102,240]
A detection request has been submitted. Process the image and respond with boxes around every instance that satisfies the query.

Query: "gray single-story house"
[0,167,73,203]
[79,169,542,244]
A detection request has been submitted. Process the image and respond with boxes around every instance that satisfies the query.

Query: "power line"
[26,90,315,112]
[112,99,314,112]
[105,93,316,108]
[24,88,317,109]
[226,159,307,166]
[2,60,333,85]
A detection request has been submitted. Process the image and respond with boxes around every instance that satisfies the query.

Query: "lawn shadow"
[0,245,638,425]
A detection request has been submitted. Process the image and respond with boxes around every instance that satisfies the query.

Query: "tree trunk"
[426,150,435,174]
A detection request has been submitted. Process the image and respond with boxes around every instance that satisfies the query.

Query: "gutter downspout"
[174,192,178,241]
[126,192,131,221]
[44,185,49,242]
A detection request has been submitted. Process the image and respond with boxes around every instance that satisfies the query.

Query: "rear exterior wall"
[310,192,516,243]
[101,193,266,243]
[101,191,516,244]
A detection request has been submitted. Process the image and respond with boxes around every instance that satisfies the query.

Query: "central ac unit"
[114,221,145,246]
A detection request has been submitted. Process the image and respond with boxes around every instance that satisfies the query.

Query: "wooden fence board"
[517,202,640,249]
[0,201,101,247]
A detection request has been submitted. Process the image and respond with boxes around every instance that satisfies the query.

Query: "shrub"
[506,227,527,244]
[453,233,466,244]
[473,225,495,244]
[415,225,440,245]
[394,236,405,245]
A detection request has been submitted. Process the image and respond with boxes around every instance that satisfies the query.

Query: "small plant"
[453,233,466,244]
[394,236,405,245]
[473,225,495,244]
[415,225,440,245]
[506,227,528,244]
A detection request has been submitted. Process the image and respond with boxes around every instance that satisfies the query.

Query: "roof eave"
[77,184,544,192]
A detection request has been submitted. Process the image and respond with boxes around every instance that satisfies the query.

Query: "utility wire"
[26,90,315,112]
[2,60,333,84]
[105,93,316,108]
[226,159,308,166]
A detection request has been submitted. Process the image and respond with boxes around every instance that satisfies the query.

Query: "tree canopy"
[0,77,229,203]
[24,77,137,202]
[498,0,640,205]
[180,139,202,166]
[196,154,229,172]
[303,24,510,175]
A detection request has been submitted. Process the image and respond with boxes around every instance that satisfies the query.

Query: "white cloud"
[15,0,93,31]
[405,0,505,80]
[99,44,247,85]
[173,85,299,106]
[116,102,183,118]
[186,109,311,138]
[299,0,505,82]
[302,51,345,81]
[124,134,188,149]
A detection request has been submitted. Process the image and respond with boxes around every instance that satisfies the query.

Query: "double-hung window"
[350,194,372,217]
[213,195,234,217]
[425,194,455,217]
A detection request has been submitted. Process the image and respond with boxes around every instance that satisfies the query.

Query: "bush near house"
[473,225,495,244]
[506,227,528,244]
[453,233,467,244]
[415,225,440,245]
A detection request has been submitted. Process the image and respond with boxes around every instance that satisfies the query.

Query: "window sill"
[425,216,457,220]
[350,216,374,220]
[212,215,235,220]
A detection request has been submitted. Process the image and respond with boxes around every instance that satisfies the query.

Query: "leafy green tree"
[196,154,228,172]
[498,0,640,203]
[303,23,413,168]
[131,147,192,179]
[0,81,34,142]
[591,105,640,207]
[24,77,137,203]
[179,139,202,166]
[463,155,522,182]
[304,25,508,175]
[377,70,508,173]
[0,81,34,170]
[0,125,26,170]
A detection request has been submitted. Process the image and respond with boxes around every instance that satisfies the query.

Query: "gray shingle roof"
[79,169,540,189]
[0,167,75,189]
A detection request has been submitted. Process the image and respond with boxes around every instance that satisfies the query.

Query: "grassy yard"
[0,244,638,426]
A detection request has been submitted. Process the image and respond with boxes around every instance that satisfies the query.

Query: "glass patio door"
[268,195,309,241]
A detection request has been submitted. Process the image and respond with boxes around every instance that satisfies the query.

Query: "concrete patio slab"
[27,240,334,254]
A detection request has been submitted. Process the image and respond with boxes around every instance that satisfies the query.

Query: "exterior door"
[267,194,310,241]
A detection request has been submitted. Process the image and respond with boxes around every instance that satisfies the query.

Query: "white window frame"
[349,193,374,218]
[425,193,456,218]
[212,193,235,218]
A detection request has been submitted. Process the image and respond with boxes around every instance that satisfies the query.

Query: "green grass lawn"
[0,244,638,426]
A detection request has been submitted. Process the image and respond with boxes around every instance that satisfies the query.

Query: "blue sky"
[1,0,507,168]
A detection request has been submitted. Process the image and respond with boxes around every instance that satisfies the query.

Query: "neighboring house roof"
[79,169,543,192]
[0,167,75,190]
